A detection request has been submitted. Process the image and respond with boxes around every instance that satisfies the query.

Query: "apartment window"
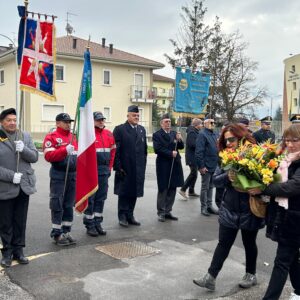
[169,88,174,97]
[103,70,111,85]
[42,104,64,121]
[103,107,111,122]
[161,88,166,93]
[162,100,166,105]
[134,73,144,98]
[294,98,298,107]
[293,82,297,90]
[292,65,296,73]
[0,69,4,84]
[138,108,144,122]
[55,65,65,81]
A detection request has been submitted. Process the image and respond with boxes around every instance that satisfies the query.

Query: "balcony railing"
[130,85,155,103]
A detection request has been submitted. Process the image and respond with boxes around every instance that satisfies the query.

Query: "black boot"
[86,227,99,237]
[95,224,107,235]
[12,249,29,264]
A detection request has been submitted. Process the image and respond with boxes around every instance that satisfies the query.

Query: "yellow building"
[0,36,164,138]
[283,54,300,126]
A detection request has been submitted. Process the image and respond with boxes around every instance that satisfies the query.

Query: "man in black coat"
[178,118,203,199]
[195,118,219,216]
[253,116,275,143]
[113,105,147,227]
[153,114,184,222]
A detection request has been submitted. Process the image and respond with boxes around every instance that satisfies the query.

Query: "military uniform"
[83,112,116,236]
[253,116,275,143]
[43,113,78,245]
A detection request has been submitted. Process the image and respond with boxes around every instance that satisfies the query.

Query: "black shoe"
[128,217,141,226]
[1,256,12,268]
[95,224,107,235]
[13,255,29,264]
[119,219,129,227]
[158,215,166,222]
[53,234,71,246]
[188,192,200,197]
[165,213,178,221]
[207,207,219,215]
[64,232,77,245]
[86,227,99,237]
[201,208,210,217]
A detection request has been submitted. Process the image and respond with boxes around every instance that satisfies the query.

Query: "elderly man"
[253,116,275,143]
[43,113,78,246]
[113,105,147,227]
[83,112,116,236]
[179,118,203,199]
[195,117,218,216]
[153,113,184,222]
[0,108,38,268]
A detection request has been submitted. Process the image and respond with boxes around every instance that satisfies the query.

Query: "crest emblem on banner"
[19,18,56,100]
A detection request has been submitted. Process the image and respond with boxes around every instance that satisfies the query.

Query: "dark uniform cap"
[238,118,249,125]
[260,116,272,123]
[93,111,106,120]
[0,108,16,121]
[161,113,170,120]
[127,105,139,113]
[55,113,74,122]
[290,114,300,123]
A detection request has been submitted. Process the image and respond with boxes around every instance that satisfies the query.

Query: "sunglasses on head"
[225,137,238,143]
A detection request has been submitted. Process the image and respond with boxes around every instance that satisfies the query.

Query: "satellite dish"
[66,23,74,35]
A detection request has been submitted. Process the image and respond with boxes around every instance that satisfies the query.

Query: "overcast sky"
[1,0,300,117]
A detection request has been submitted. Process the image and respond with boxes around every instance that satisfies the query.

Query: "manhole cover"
[95,241,160,259]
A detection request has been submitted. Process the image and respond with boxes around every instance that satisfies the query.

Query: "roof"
[153,73,174,83]
[57,36,164,69]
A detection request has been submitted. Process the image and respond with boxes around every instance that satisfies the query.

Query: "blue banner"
[174,67,211,114]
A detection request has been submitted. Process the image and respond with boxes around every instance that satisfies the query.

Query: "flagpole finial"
[24,0,29,11]
[86,35,91,51]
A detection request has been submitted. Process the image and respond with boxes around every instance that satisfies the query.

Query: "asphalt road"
[0,154,293,299]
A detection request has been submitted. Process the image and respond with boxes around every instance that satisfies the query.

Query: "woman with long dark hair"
[249,124,300,300]
[193,124,265,291]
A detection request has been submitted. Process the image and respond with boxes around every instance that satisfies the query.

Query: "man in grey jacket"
[0,108,38,268]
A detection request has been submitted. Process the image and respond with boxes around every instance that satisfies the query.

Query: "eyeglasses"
[224,137,238,143]
[210,122,215,125]
[284,138,300,143]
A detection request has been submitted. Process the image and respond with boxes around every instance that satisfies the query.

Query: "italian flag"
[75,49,98,213]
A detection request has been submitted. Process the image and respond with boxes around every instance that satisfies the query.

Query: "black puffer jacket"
[185,125,200,166]
[213,167,265,231]
[263,159,300,246]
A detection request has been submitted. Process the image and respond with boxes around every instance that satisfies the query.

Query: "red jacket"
[95,127,116,173]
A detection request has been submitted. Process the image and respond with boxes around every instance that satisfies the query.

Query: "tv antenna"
[66,12,77,35]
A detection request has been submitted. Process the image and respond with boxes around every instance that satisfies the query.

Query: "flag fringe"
[20,85,56,101]
[75,184,98,213]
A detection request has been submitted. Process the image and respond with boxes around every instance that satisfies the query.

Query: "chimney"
[72,38,77,49]
[102,38,106,48]
[109,43,113,54]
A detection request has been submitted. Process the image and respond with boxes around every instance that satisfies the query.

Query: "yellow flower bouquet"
[219,141,283,191]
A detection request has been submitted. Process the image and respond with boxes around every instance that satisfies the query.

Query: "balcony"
[130,85,155,103]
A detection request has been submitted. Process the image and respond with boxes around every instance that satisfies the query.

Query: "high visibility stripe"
[94,212,103,217]
[84,214,94,219]
[52,224,61,229]
[96,148,111,152]
[62,221,72,226]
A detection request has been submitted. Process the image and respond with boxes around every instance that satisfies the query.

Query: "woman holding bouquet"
[193,124,265,291]
[249,124,300,300]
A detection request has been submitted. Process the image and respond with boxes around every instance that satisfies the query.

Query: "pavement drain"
[95,241,160,259]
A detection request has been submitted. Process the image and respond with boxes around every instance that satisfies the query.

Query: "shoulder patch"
[56,138,63,144]
[45,141,52,148]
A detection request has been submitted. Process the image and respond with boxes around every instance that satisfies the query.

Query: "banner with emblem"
[18,15,56,100]
[174,66,210,114]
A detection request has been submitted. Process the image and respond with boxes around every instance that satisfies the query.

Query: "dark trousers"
[181,165,198,193]
[84,174,109,229]
[157,188,176,216]
[263,243,300,300]
[208,224,258,278]
[118,196,137,220]
[49,174,75,237]
[0,189,29,257]
[200,172,214,209]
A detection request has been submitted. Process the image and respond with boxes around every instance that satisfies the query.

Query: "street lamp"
[0,34,19,120]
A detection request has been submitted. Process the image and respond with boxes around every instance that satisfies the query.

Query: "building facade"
[0,36,164,139]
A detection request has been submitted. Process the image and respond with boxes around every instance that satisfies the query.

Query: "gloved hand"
[13,172,23,184]
[14,140,24,152]
[66,144,75,155]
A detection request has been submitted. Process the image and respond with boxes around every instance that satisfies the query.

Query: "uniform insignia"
[56,138,63,144]
[45,141,52,148]
[0,130,8,142]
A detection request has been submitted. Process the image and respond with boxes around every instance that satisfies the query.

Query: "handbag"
[250,195,267,218]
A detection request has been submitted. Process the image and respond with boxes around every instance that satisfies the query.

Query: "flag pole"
[61,38,91,204]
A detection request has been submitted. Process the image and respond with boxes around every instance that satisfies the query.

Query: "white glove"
[14,140,24,152]
[13,172,23,184]
[66,144,75,155]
